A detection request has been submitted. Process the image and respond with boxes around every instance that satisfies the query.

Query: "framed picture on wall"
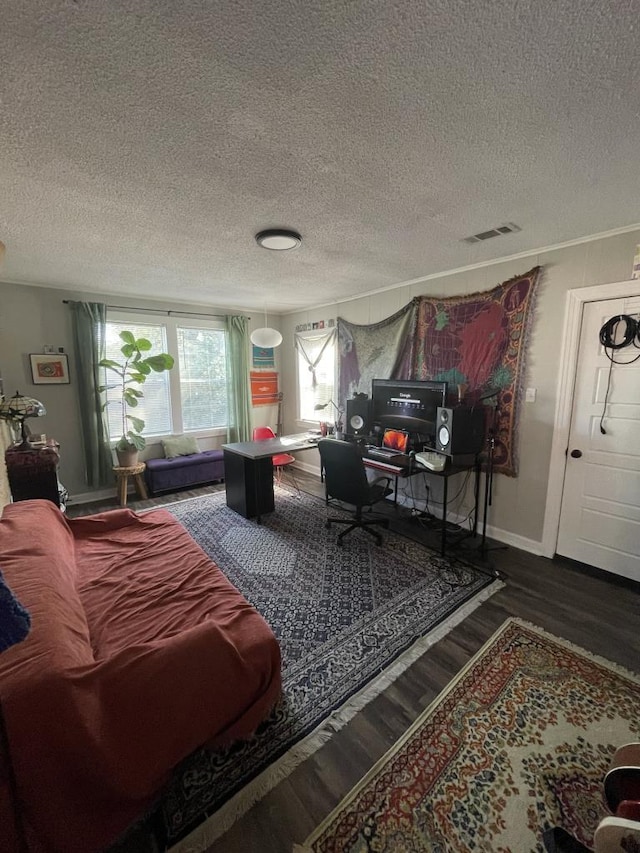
[30,353,70,384]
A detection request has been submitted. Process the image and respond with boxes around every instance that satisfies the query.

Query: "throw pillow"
[0,569,31,652]
[162,435,200,459]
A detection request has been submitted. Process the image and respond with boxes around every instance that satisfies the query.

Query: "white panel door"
[556,295,640,581]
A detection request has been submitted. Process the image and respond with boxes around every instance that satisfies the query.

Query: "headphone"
[597,314,639,434]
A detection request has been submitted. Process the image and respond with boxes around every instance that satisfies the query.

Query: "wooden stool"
[113,463,149,506]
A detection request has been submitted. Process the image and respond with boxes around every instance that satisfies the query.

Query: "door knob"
[570,449,582,458]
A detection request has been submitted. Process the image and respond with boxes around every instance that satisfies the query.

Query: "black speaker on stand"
[479,399,507,564]
[345,398,372,437]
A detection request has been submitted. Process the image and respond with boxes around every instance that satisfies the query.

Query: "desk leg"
[441,476,448,556]
[472,458,480,537]
[224,450,275,519]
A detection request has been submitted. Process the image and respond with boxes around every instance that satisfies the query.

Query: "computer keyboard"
[367,447,398,459]
[365,458,403,473]
[414,451,447,472]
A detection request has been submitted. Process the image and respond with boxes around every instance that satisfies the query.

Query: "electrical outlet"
[525,387,536,403]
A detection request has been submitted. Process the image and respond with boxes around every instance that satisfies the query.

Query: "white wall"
[280,229,640,551]
[2,228,637,539]
[0,284,282,500]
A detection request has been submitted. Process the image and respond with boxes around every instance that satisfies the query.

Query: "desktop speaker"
[346,398,372,436]
[435,406,486,455]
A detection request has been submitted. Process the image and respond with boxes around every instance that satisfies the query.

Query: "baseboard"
[294,460,321,477]
[67,487,118,505]
[390,490,545,557]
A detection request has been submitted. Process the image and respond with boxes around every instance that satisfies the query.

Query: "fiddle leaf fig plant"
[99,331,174,453]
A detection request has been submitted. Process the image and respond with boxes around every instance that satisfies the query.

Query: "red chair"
[252,426,299,492]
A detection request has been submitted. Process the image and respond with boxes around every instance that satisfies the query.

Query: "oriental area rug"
[295,618,640,853]
[136,487,501,851]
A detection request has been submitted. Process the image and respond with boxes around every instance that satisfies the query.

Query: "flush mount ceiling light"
[255,229,302,251]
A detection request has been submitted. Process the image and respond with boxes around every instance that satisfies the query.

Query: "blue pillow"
[0,569,31,652]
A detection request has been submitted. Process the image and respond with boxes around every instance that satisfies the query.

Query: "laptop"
[381,428,410,454]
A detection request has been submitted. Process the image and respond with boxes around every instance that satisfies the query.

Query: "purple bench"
[144,449,225,496]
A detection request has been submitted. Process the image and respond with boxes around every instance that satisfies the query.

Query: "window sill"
[109,427,228,449]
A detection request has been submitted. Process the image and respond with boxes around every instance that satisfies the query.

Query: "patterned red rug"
[295,618,640,853]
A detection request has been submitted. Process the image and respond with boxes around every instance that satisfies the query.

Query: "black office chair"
[318,439,393,546]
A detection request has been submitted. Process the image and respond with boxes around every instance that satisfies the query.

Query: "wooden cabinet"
[5,440,67,510]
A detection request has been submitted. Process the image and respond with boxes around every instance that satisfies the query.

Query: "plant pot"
[116,447,139,468]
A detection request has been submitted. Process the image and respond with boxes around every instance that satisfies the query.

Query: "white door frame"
[542,279,637,558]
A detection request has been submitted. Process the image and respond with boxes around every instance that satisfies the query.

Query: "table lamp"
[314,399,343,421]
[0,392,46,451]
[314,400,344,437]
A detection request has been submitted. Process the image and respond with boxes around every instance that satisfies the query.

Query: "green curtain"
[68,301,114,487]
[225,315,252,442]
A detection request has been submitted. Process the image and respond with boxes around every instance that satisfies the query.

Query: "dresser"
[5,440,68,511]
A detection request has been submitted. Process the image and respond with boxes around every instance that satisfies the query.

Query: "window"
[177,326,227,430]
[104,314,228,442]
[296,331,336,422]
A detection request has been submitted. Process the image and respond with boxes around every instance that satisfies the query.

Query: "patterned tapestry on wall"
[337,266,541,477]
[338,302,417,404]
[412,266,540,476]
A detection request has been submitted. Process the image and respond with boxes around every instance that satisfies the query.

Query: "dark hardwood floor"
[68,471,640,853]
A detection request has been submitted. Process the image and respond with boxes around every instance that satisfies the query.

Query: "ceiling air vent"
[462,223,521,244]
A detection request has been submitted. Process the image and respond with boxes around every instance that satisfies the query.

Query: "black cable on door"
[598,314,640,434]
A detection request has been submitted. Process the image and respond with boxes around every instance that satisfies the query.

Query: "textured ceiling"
[2,0,640,312]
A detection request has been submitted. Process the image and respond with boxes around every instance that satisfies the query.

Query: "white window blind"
[177,326,228,430]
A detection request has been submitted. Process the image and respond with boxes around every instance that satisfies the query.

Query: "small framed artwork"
[30,353,70,384]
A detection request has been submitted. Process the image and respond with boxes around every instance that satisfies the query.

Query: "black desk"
[361,450,480,556]
[223,434,319,521]
[321,442,480,556]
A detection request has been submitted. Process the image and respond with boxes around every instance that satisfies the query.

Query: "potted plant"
[99,331,175,467]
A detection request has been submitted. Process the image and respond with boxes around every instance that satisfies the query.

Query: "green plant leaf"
[119,331,136,345]
[123,391,139,407]
[116,432,146,451]
[146,354,175,371]
[129,433,146,450]
[126,415,145,433]
[135,338,152,352]
[98,358,122,369]
[120,343,136,358]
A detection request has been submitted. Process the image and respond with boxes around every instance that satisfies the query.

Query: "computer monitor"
[371,378,448,447]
